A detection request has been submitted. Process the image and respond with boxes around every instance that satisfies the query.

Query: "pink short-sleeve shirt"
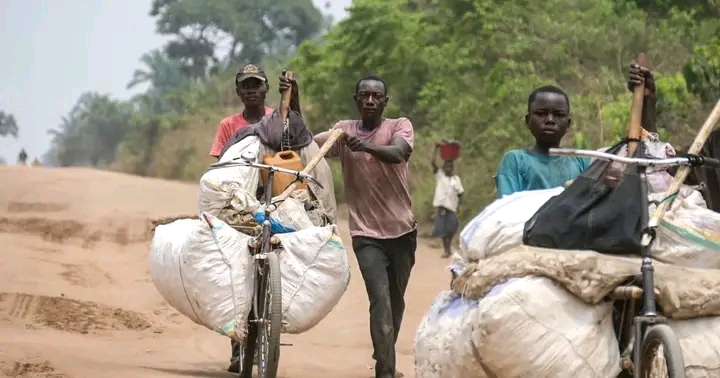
[330,118,416,239]
[209,107,274,157]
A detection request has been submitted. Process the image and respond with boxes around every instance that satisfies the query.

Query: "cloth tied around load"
[452,245,720,320]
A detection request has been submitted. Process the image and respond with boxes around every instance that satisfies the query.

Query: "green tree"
[127,49,191,94]
[291,0,717,220]
[46,93,131,167]
[0,111,19,138]
[149,0,325,77]
[683,35,720,105]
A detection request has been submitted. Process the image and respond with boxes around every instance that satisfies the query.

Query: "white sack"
[414,291,488,378]
[459,188,562,261]
[460,186,720,268]
[671,317,720,377]
[276,224,350,334]
[414,277,620,377]
[653,189,720,268]
[197,136,262,216]
[472,277,620,377]
[272,198,314,231]
[148,214,254,340]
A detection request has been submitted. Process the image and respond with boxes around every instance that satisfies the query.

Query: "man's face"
[354,80,387,120]
[526,92,571,144]
[237,77,267,107]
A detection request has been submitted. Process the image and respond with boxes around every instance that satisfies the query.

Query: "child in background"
[494,86,590,198]
[431,145,464,258]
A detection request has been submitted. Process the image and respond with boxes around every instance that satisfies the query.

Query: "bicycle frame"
[628,161,667,377]
[259,169,275,255]
[549,145,716,377]
[241,167,282,377]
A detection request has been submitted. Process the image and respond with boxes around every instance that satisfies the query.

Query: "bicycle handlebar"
[209,157,324,189]
[549,148,720,169]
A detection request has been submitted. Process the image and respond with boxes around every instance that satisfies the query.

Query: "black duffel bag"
[522,139,644,255]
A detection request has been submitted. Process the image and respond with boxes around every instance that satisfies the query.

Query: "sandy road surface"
[0,166,449,378]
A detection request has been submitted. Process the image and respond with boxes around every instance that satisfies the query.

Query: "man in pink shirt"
[209,64,299,159]
[217,65,301,374]
[315,75,416,378]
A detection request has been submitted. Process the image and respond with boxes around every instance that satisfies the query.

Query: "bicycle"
[209,150,324,378]
[549,146,720,378]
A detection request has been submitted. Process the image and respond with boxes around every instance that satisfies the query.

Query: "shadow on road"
[141,366,237,377]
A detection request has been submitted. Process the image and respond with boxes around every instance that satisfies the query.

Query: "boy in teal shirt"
[495,85,590,198]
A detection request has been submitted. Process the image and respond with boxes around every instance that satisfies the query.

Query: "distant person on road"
[494,86,590,198]
[314,75,415,378]
[209,64,299,159]
[430,147,464,258]
[17,148,28,165]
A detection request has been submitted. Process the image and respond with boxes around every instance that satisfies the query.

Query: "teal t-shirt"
[494,149,591,198]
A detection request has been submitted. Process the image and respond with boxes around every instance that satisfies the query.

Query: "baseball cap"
[236,64,268,84]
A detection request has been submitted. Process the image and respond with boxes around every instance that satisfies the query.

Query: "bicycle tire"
[638,324,686,378]
[256,251,282,378]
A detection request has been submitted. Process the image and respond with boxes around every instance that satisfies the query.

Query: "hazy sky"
[0,0,351,162]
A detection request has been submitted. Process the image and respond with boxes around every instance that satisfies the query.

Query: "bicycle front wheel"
[256,251,282,378]
[638,324,686,378]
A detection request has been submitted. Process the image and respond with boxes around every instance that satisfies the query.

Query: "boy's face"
[442,160,454,175]
[526,92,571,144]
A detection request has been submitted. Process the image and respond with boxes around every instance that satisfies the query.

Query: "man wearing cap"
[209,64,300,159]
[215,65,304,374]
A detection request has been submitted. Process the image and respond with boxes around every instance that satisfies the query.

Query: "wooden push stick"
[644,98,720,237]
[626,53,646,157]
[269,128,345,206]
[280,71,293,123]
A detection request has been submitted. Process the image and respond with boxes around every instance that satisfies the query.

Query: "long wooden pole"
[626,53,647,157]
[269,128,345,206]
[643,98,720,245]
[280,71,293,123]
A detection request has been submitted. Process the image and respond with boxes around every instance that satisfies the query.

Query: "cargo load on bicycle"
[417,144,720,378]
[415,65,720,378]
[147,77,351,375]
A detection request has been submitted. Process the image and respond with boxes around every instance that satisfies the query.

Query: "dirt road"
[0,166,448,377]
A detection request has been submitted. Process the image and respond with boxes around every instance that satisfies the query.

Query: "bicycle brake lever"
[299,173,324,190]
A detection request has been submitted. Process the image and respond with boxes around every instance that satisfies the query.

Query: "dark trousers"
[352,230,417,378]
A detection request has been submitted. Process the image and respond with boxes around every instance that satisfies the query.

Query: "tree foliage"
[149,0,324,77]
[290,0,720,220]
[0,111,19,138]
[46,93,131,167]
[44,0,720,226]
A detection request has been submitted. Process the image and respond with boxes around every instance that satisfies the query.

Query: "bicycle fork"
[630,166,668,377]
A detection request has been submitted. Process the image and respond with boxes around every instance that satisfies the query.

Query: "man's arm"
[455,176,465,205]
[363,118,414,164]
[641,94,657,133]
[364,138,412,164]
[313,123,342,158]
[290,90,301,117]
[209,120,229,159]
[314,130,332,147]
